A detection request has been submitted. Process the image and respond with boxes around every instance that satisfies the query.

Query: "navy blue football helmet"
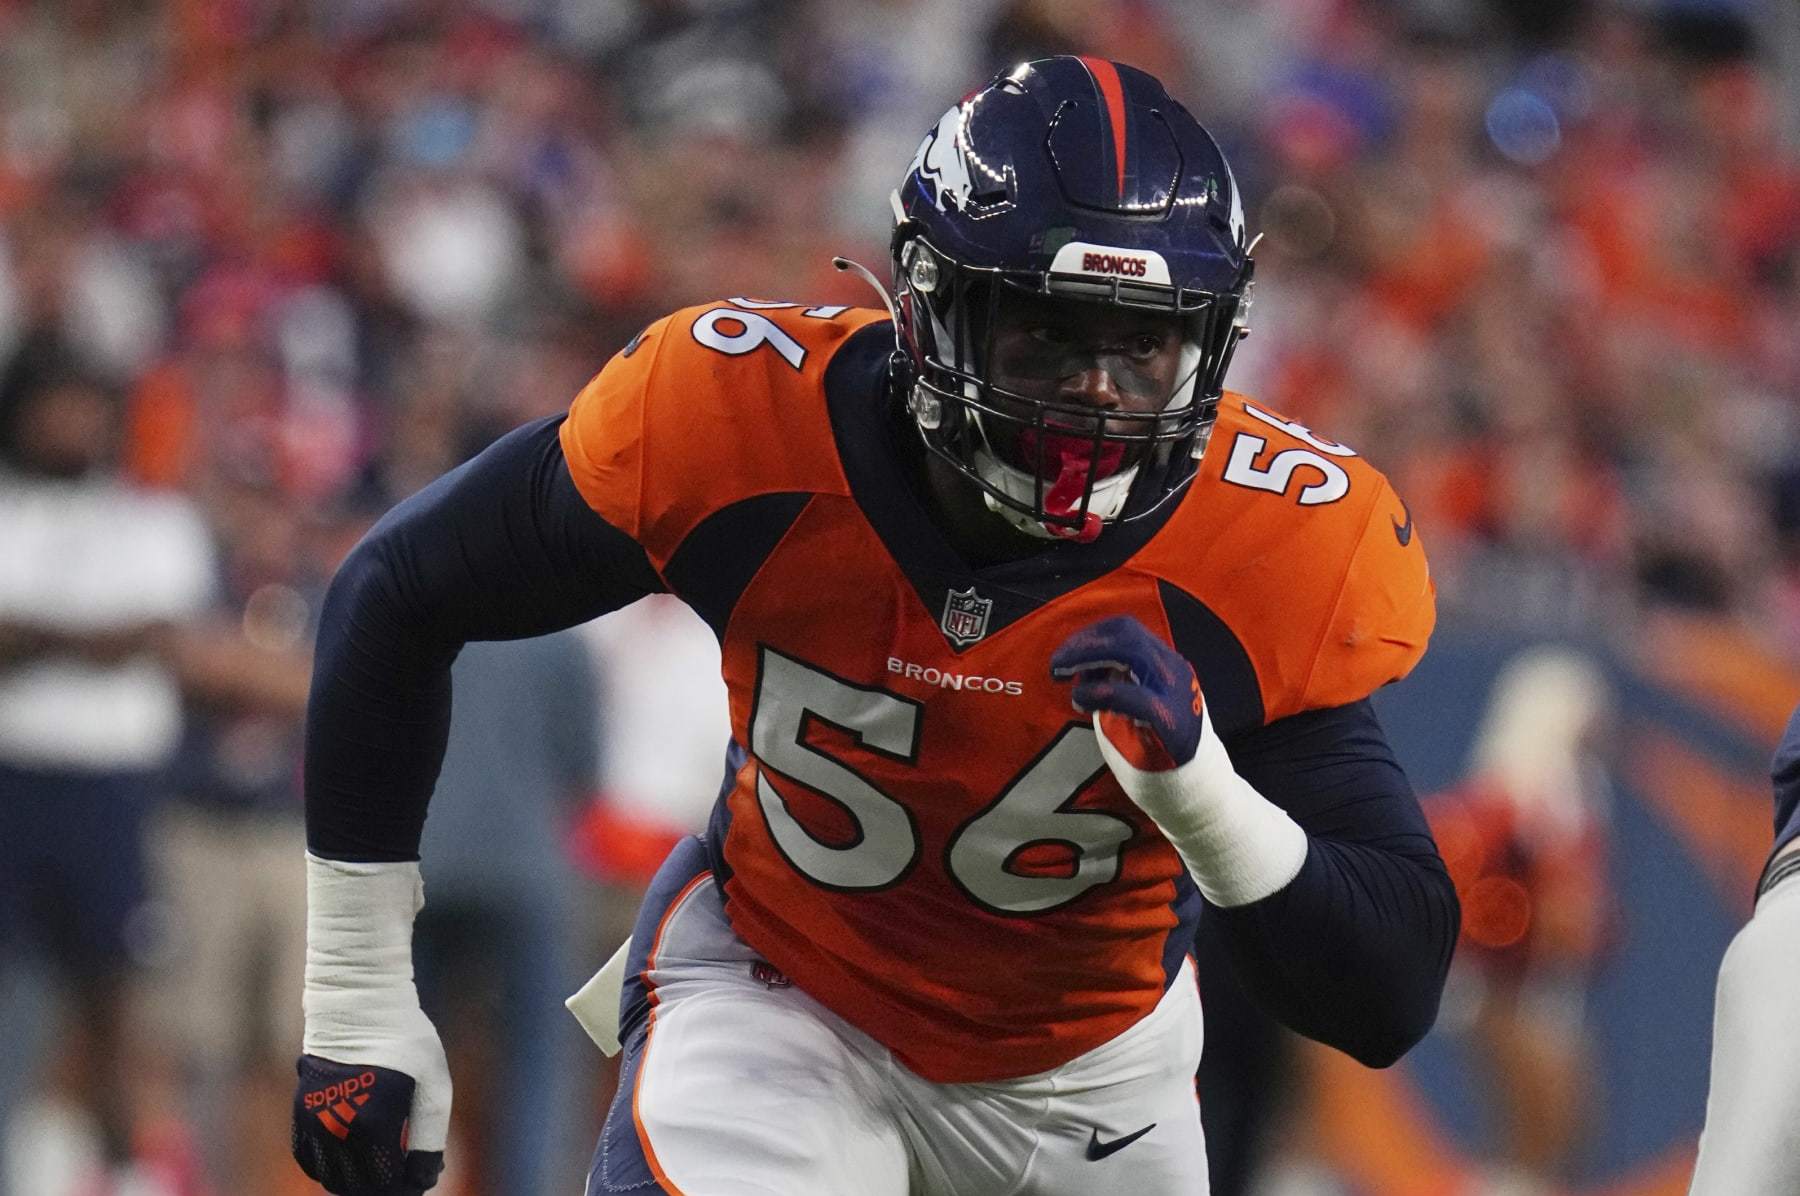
[889,56,1253,541]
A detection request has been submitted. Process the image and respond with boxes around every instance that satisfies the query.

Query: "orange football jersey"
[561,300,1434,1082]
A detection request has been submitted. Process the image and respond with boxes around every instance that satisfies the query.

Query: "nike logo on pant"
[1086,1123,1156,1160]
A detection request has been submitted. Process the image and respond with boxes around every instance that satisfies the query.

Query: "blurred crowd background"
[0,0,1796,1194]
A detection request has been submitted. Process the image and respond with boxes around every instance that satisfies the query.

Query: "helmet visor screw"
[909,387,944,429]
[909,252,941,294]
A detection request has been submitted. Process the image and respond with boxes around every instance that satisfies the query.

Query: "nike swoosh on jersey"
[1392,502,1414,546]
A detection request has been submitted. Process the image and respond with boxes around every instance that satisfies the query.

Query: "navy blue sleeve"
[1213,700,1459,1067]
[1760,703,1800,894]
[305,416,663,861]
[1770,704,1800,856]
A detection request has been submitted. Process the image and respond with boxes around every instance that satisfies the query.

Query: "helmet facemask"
[894,231,1251,543]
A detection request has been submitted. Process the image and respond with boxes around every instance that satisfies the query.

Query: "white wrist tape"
[303,852,452,1152]
[1093,709,1308,908]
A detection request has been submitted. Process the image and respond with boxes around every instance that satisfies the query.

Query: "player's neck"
[917,452,1052,567]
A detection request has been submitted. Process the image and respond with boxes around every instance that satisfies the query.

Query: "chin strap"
[971,440,1138,543]
[980,488,1065,541]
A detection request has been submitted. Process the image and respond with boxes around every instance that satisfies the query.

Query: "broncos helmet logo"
[909,104,980,214]
[1222,158,1247,247]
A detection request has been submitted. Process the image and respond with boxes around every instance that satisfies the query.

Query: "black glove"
[292,1055,445,1194]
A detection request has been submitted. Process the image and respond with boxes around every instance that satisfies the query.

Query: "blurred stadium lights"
[1485,86,1562,165]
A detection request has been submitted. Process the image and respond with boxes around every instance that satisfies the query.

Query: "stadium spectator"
[147,458,322,1194]
[0,334,214,1195]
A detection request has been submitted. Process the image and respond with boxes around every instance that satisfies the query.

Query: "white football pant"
[584,865,1209,1196]
[1689,868,1800,1194]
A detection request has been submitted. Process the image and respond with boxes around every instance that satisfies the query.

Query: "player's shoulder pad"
[559,300,888,566]
[1147,394,1436,721]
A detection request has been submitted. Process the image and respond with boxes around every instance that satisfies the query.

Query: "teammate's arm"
[295,415,661,1194]
[1687,703,1800,1195]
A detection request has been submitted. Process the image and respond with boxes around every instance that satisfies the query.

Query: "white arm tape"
[302,852,452,1153]
[567,936,634,1057]
[1094,709,1309,908]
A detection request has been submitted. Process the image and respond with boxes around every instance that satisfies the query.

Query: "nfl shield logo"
[941,586,993,647]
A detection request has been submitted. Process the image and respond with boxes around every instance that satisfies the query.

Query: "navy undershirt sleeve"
[305,416,663,861]
[1213,700,1460,1067]
[1769,703,1800,859]
[1759,703,1800,896]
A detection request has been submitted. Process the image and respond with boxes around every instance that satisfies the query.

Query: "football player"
[1688,701,1800,1195]
[291,57,1457,1196]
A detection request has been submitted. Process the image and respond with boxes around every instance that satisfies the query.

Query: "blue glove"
[1050,615,1205,770]
[293,1055,444,1195]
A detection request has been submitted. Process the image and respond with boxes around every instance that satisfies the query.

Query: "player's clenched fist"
[1050,614,1206,771]
[293,1057,444,1194]
[1051,616,1309,909]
